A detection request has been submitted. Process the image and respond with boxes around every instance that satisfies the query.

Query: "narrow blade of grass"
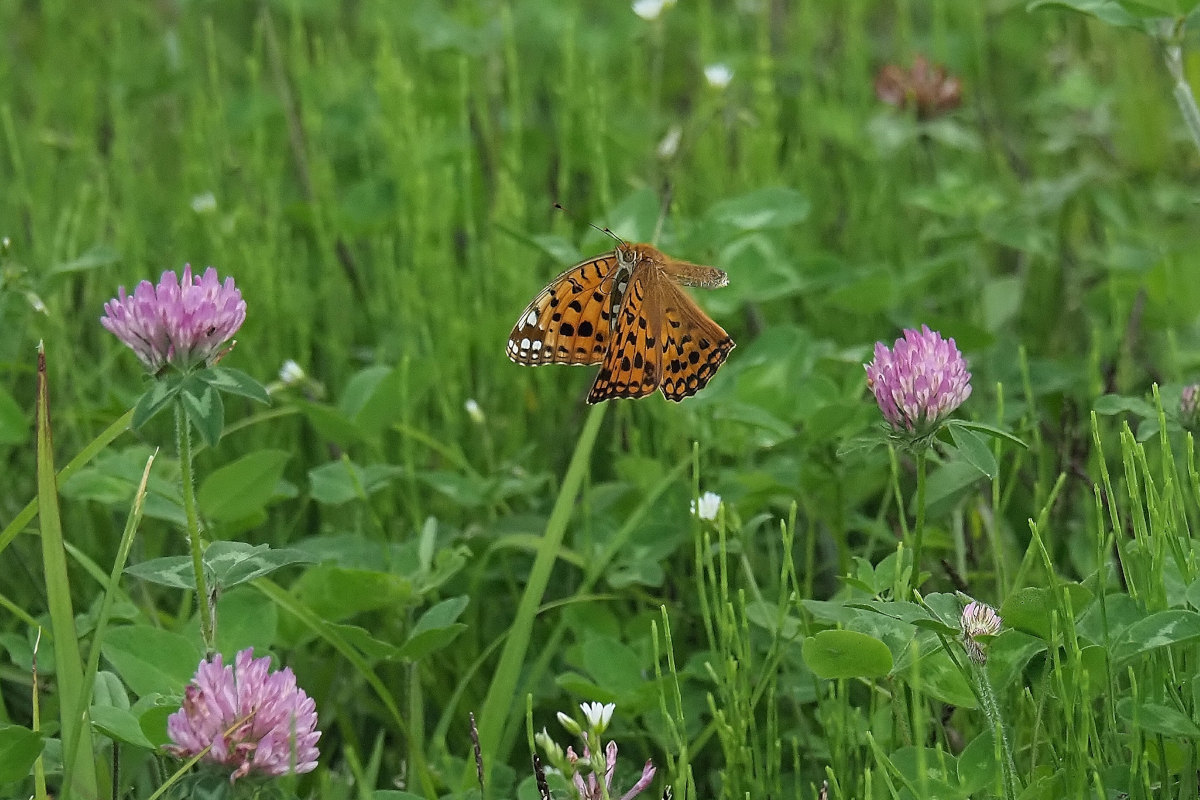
[35,343,101,799]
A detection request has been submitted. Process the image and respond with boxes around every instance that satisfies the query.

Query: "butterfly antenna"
[552,202,626,246]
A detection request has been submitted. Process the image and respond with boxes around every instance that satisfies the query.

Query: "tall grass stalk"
[62,452,155,793]
[35,344,101,800]
[473,402,607,792]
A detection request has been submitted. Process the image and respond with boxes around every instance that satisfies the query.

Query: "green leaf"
[707,186,811,230]
[101,627,202,697]
[197,366,271,404]
[398,623,468,662]
[888,746,961,799]
[309,460,404,505]
[130,544,309,596]
[957,730,1001,795]
[1092,393,1156,418]
[48,243,121,275]
[197,449,291,521]
[137,702,175,748]
[298,399,364,447]
[213,588,279,655]
[180,378,224,448]
[0,384,29,444]
[901,648,977,707]
[92,670,129,710]
[291,565,414,623]
[124,556,196,589]
[1027,0,1168,28]
[131,379,180,430]
[0,724,44,783]
[1113,609,1200,662]
[745,600,804,639]
[1116,698,1200,738]
[340,365,403,440]
[91,705,155,749]
[802,630,893,678]
[944,419,1028,449]
[1001,584,1093,641]
[327,623,404,661]
[921,459,983,513]
[410,595,470,636]
[947,424,999,479]
[580,635,644,692]
[204,541,315,590]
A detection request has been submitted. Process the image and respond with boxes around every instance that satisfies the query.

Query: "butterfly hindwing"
[658,284,736,402]
[587,270,664,403]
[506,254,630,366]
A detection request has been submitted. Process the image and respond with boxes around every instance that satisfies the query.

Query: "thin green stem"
[1162,22,1200,158]
[973,659,1019,800]
[175,402,214,653]
[912,450,928,592]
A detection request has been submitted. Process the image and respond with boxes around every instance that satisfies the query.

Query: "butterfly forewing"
[587,270,664,403]
[506,253,631,366]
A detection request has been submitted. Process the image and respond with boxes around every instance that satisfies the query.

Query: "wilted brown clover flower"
[875,55,962,120]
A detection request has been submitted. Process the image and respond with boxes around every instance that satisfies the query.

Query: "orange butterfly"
[507,240,735,403]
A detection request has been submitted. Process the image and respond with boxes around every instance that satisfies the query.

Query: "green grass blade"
[0,407,134,558]
[472,402,607,790]
[64,451,156,791]
[35,344,101,800]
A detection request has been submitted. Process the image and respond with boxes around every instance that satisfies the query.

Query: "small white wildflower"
[535,727,564,762]
[690,491,721,521]
[557,711,582,737]
[656,124,682,159]
[580,701,615,732]
[190,192,217,214]
[704,63,733,89]
[465,398,484,424]
[279,359,306,385]
[633,0,674,20]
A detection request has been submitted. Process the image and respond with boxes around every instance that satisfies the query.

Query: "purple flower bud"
[101,265,246,374]
[166,649,320,782]
[865,325,972,434]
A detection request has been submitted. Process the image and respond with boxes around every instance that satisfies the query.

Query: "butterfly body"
[507,242,735,403]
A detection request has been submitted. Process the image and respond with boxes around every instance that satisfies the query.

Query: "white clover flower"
[190,192,218,214]
[656,124,682,159]
[690,491,721,521]
[279,359,306,385]
[961,601,1002,665]
[704,64,733,89]
[465,398,484,424]
[580,701,615,732]
[633,0,674,20]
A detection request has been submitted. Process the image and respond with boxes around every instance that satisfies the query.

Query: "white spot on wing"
[524,310,538,327]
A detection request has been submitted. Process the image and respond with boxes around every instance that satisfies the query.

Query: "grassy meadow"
[3,0,1200,798]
